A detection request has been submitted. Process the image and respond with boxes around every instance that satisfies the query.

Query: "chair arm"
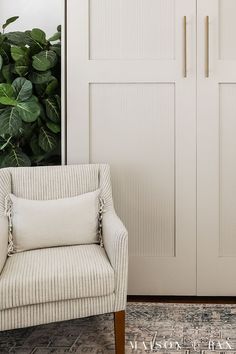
[0,216,8,275]
[102,210,128,311]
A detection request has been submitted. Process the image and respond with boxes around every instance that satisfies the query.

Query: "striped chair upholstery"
[0,164,128,333]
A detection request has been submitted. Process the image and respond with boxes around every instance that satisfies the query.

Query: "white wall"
[0,0,63,36]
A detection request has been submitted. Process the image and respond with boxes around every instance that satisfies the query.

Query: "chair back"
[0,164,113,215]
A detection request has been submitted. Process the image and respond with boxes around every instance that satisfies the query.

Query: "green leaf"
[29,70,51,84]
[11,46,28,61]
[5,31,28,45]
[55,94,61,109]
[0,136,6,145]
[46,121,61,133]
[48,32,61,42]
[39,127,57,152]
[12,78,32,101]
[29,95,39,103]
[0,153,6,167]
[39,103,46,121]
[32,50,57,71]
[2,148,31,167]
[19,121,36,140]
[16,98,40,123]
[0,55,3,70]
[0,83,14,97]
[0,71,4,84]
[0,107,22,136]
[30,154,44,164]
[0,97,17,106]
[15,58,29,76]
[34,83,47,97]
[44,96,60,123]
[32,142,61,165]
[30,28,46,45]
[34,77,58,97]
[0,34,6,46]
[0,47,10,64]
[23,30,43,53]
[2,64,13,83]
[2,16,19,31]
[0,84,16,105]
[45,77,58,95]
[0,136,11,150]
[49,44,61,56]
[30,134,43,155]
[57,25,61,32]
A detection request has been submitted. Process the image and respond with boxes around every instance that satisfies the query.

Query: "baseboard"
[127,295,236,304]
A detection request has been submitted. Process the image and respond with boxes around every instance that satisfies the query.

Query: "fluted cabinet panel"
[89,0,175,60]
[89,83,175,257]
[219,84,236,256]
[219,0,236,60]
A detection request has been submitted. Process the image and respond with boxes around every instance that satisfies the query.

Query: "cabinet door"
[67,0,197,294]
[197,0,236,295]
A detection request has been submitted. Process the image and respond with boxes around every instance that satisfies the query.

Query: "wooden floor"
[127,296,236,304]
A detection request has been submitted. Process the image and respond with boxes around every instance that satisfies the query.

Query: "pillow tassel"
[98,198,106,248]
[5,195,14,256]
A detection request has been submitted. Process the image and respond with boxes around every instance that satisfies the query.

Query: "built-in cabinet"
[67,0,236,295]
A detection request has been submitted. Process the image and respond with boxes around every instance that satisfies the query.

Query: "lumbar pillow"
[5,189,101,254]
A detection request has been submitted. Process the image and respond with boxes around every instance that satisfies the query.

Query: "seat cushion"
[0,245,114,310]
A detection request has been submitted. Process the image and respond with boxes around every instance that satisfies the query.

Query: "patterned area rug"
[0,302,236,353]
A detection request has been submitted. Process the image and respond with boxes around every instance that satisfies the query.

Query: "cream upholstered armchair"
[0,164,128,353]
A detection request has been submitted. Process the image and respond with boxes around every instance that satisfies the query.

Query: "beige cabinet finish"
[197,0,236,295]
[67,0,236,295]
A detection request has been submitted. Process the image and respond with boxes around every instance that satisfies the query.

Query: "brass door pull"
[206,16,209,78]
[184,16,187,78]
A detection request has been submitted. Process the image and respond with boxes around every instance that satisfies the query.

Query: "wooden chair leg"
[114,310,125,354]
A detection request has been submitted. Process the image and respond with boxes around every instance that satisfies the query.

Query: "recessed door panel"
[89,0,175,60]
[219,0,236,60]
[219,84,236,257]
[90,83,175,257]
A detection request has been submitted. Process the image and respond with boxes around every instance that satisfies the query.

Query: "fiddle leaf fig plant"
[0,17,61,167]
